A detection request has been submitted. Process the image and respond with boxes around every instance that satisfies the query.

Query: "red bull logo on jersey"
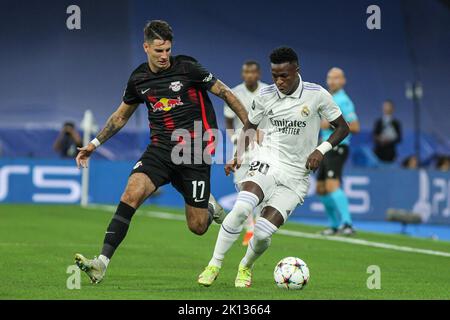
[151,97,183,112]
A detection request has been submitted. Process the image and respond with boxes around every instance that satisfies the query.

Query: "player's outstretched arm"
[306,115,350,172]
[209,80,248,124]
[95,102,139,144]
[75,102,139,169]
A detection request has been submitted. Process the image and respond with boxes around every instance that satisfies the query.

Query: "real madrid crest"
[301,105,310,117]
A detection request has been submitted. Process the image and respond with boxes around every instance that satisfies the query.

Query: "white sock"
[208,224,242,267]
[98,254,110,268]
[241,217,278,268]
[208,191,259,267]
[245,211,255,232]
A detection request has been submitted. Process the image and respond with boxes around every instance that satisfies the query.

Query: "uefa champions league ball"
[274,257,310,290]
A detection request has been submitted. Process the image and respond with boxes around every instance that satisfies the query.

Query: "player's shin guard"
[329,188,352,226]
[208,191,259,267]
[240,217,278,268]
[100,201,136,259]
[320,194,339,229]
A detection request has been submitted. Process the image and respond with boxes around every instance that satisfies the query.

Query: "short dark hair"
[243,60,260,70]
[436,155,450,168]
[384,99,395,106]
[144,20,173,43]
[270,47,298,65]
[63,121,75,128]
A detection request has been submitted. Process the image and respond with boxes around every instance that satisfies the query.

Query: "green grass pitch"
[1,204,450,299]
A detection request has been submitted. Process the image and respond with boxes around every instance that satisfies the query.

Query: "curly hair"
[269,47,298,65]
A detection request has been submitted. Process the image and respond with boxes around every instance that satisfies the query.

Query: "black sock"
[101,201,136,259]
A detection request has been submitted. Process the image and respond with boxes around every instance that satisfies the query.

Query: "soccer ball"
[273,257,310,290]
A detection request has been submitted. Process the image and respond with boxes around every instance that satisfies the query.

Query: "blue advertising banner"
[1,158,449,225]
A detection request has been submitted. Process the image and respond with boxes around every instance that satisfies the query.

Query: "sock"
[208,191,259,267]
[206,193,220,228]
[329,188,352,226]
[98,254,110,268]
[320,194,339,229]
[244,211,255,232]
[240,217,278,268]
[100,201,136,259]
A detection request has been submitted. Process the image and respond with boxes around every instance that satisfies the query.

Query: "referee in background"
[316,67,360,235]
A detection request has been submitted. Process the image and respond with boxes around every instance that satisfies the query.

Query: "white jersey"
[247,75,342,198]
[224,81,269,131]
[224,81,268,165]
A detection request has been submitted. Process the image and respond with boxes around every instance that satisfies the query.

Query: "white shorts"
[263,185,302,222]
[240,162,308,222]
[233,163,250,185]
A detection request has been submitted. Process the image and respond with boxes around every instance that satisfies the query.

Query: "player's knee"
[188,220,208,235]
[253,218,278,242]
[228,203,252,226]
[120,191,143,208]
[226,191,259,227]
[325,180,340,194]
[186,209,208,235]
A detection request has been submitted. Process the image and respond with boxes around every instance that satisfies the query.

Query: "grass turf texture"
[1,204,449,299]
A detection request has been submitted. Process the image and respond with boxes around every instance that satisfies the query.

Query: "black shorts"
[316,145,349,181]
[130,146,211,208]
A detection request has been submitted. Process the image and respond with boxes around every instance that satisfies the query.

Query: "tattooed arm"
[95,102,139,143]
[76,102,139,168]
[209,79,248,124]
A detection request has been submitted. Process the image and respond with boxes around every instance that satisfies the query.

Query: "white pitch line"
[140,210,185,221]
[88,205,450,258]
[89,204,185,221]
[277,229,450,258]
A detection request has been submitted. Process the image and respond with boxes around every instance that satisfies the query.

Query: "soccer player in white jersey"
[223,60,268,246]
[198,47,350,288]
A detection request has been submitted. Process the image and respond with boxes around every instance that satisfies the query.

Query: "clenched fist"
[305,149,324,172]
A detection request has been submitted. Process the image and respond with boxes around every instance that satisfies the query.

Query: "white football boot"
[74,253,107,284]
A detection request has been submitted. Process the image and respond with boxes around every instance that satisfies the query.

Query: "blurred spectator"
[373,100,402,162]
[436,155,450,172]
[402,155,418,169]
[53,122,82,158]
